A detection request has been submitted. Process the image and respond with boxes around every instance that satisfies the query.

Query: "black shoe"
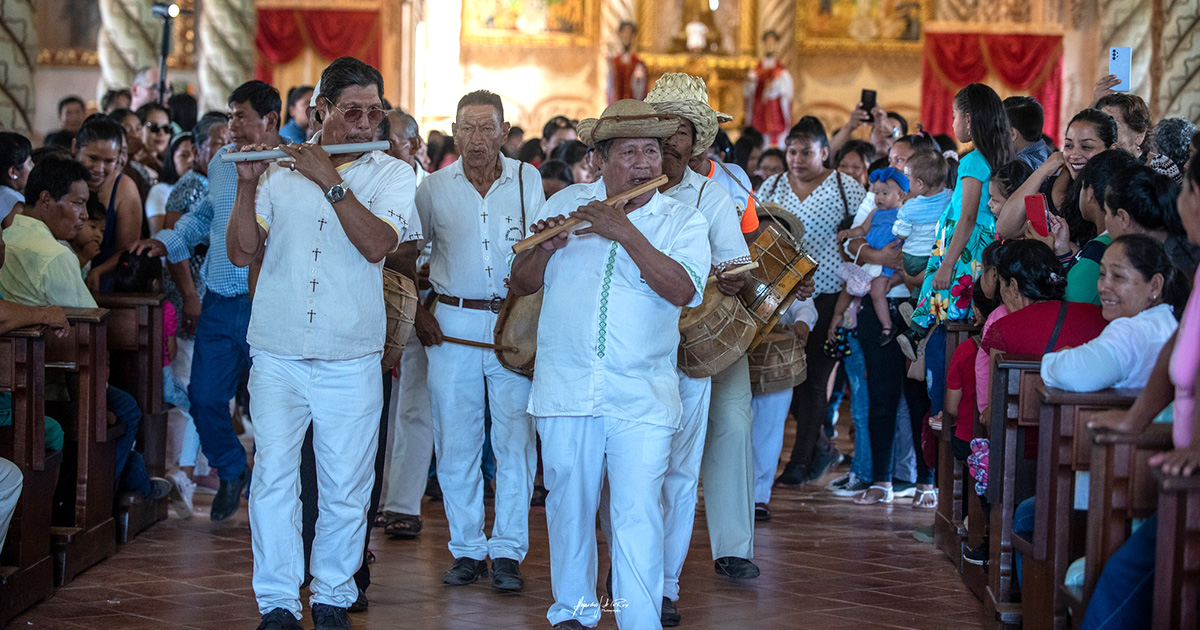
[491,557,524,591]
[257,608,302,630]
[443,557,488,585]
[311,603,351,630]
[210,466,250,522]
[426,475,442,502]
[553,621,587,630]
[605,566,613,599]
[775,462,808,486]
[531,484,548,507]
[964,541,989,566]
[662,597,681,627]
[897,328,922,362]
[877,327,897,346]
[804,447,839,484]
[754,502,771,522]
[347,588,368,613]
[714,556,760,579]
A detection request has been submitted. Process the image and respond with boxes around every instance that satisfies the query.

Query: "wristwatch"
[325,182,348,204]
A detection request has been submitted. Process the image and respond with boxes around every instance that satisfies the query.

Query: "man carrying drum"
[413,90,545,591]
[643,73,755,626]
[224,57,420,630]
[510,99,711,630]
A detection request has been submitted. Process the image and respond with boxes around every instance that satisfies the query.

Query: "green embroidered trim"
[597,241,618,358]
[680,261,703,291]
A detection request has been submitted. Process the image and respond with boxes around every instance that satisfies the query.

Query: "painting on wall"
[462,0,597,46]
[795,0,930,52]
[35,0,101,65]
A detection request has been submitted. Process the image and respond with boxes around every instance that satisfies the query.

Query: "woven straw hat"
[577,99,680,148]
[644,73,733,156]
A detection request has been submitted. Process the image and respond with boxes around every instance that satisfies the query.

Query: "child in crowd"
[831,166,909,345]
[894,149,952,279]
[68,198,106,273]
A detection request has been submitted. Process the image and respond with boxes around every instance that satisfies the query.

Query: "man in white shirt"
[510,99,711,630]
[413,90,545,592]
[642,73,755,626]
[225,58,418,630]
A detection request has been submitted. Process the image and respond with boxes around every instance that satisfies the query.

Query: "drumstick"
[707,261,760,282]
[441,335,518,353]
[511,174,669,254]
[219,141,391,163]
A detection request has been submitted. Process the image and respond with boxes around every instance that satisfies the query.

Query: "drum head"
[757,204,805,242]
[494,289,542,376]
[678,283,725,329]
[382,268,418,370]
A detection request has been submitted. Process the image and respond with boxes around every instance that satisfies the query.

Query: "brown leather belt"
[438,294,505,314]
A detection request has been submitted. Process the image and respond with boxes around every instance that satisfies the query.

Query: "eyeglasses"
[330,102,386,125]
[146,123,171,134]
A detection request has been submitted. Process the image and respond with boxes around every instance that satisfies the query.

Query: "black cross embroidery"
[310,279,319,292]
[481,211,488,222]
[312,248,321,261]
[387,209,401,219]
[317,218,327,230]
[505,216,514,223]
[482,239,490,249]
[485,266,493,278]
[307,310,316,323]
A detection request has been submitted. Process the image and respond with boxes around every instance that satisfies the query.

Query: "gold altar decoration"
[462,0,599,47]
[37,0,195,68]
[795,0,934,53]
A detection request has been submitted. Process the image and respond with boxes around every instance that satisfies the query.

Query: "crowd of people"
[0,54,1197,630]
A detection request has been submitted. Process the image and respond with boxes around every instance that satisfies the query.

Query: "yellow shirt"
[0,214,96,308]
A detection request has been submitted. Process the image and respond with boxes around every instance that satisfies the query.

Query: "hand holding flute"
[513,174,668,253]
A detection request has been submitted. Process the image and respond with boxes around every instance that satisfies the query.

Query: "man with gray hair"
[130,66,167,110]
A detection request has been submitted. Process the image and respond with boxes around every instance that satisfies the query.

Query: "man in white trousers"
[511,99,711,630]
[645,73,751,627]
[226,57,419,630]
[414,90,545,591]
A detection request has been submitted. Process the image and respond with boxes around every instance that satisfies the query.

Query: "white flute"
[219,141,391,162]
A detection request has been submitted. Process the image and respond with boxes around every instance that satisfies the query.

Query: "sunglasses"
[330,102,386,125]
[146,123,171,134]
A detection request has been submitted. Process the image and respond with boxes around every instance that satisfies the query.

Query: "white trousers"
[540,416,671,630]
[701,356,755,560]
[0,458,23,553]
[751,388,793,505]
[381,329,433,516]
[248,351,382,616]
[661,374,710,602]
[425,304,535,561]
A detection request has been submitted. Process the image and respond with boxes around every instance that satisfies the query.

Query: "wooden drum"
[493,289,542,377]
[740,223,819,349]
[678,283,757,378]
[382,268,418,371]
[748,326,808,394]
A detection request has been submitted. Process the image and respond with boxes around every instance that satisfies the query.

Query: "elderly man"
[511,99,710,630]
[225,57,419,630]
[414,90,544,591]
[130,66,169,110]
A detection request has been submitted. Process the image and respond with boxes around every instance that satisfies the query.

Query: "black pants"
[857,301,934,485]
[302,367,392,593]
[787,293,840,470]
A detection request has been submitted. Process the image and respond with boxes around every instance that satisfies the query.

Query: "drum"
[740,223,819,349]
[494,289,542,377]
[757,203,806,242]
[382,268,418,371]
[677,283,756,378]
[748,326,808,394]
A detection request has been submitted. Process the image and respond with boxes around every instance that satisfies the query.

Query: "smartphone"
[1109,47,1132,92]
[860,89,877,123]
[1025,193,1050,238]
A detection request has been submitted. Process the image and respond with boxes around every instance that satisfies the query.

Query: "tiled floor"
[12,431,984,629]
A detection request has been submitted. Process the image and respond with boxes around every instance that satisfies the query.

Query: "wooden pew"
[935,321,981,567]
[0,325,60,625]
[1153,465,1200,630]
[95,293,167,542]
[1060,421,1173,624]
[985,353,1043,629]
[1012,387,1140,630]
[44,308,115,587]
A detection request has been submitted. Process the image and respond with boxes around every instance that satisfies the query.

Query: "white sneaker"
[827,472,855,491]
[167,469,196,519]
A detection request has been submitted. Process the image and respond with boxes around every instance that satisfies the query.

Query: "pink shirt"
[163,301,176,367]
[975,305,1010,413]
[1170,273,1200,448]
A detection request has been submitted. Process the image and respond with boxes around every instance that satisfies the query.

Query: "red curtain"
[255,9,382,85]
[921,32,1063,143]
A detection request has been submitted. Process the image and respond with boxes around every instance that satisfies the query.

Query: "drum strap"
[517,163,526,234]
[698,179,709,208]
[834,171,851,221]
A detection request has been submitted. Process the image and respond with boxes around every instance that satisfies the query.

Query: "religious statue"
[607,21,648,104]
[744,30,793,147]
[673,0,722,54]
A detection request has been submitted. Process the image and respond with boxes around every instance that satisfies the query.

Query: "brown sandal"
[383,512,422,539]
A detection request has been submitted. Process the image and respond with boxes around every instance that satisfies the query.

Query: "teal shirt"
[950,150,993,228]
[1065,233,1112,305]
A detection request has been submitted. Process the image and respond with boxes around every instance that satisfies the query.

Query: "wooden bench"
[44,308,116,587]
[985,353,1043,629]
[95,293,167,542]
[0,325,60,625]
[1012,387,1140,630]
[935,321,981,568]
[1152,465,1200,630]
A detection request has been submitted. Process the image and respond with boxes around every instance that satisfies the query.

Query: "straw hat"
[577,99,680,148]
[644,73,733,156]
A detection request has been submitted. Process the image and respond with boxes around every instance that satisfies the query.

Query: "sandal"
[382,512,422,539]
[853,485,894,505]
[912,488,938,509]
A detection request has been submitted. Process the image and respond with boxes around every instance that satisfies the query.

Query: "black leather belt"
[438,295,505,314]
